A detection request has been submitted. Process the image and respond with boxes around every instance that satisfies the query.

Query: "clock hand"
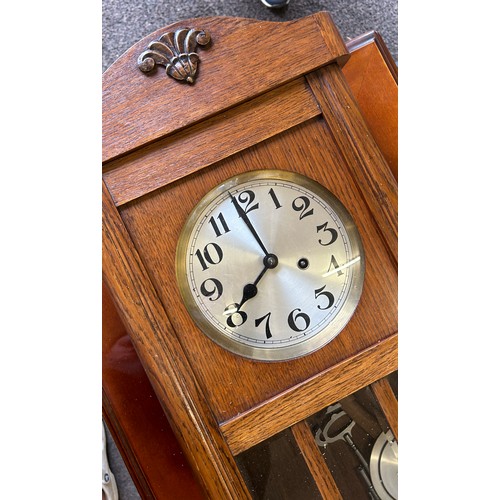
[229,192,270,257]
[237,265,268,309]
[224,254,279,314]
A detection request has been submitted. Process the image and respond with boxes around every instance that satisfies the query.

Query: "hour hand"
[223,254,278,314]
[223,271,264,316]
[229,192,270,257]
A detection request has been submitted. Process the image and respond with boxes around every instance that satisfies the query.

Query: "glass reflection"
[307,377,398,500]
[236,428,322,500]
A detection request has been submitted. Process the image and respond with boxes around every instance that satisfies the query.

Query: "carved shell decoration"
[138,28,211,84]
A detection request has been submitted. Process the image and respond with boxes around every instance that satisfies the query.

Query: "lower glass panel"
[307,375,398,500]
[235,372,398,499]
[235,427,322,500]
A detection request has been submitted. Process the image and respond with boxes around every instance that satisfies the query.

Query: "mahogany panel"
[344,33,398,180]
[102,13,348,163]
[103,78,320,206]
[118,115,397,427]
[102,282,205,499]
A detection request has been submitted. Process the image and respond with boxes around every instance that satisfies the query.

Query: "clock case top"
[102,13,397,498]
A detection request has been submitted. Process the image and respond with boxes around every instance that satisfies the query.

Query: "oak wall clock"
[102,13,398,499]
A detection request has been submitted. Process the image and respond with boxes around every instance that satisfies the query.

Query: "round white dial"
[176,170,365,361]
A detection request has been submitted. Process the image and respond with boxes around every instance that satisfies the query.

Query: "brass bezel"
[175,169,365,361]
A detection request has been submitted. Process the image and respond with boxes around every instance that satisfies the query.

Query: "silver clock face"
[176,170,365,361]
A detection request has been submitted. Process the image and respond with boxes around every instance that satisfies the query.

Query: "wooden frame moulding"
[222,333,397,455]
[306,64,397,263]
[102,181,251,499]
[370,376,398,441]
[291,420,343,499]
[103,78,320,206]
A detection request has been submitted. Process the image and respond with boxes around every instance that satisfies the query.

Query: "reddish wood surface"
[102,27,398,499]
[344,33,398,180]
[102,281,205,499]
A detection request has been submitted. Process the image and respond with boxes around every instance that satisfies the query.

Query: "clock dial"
[176,170,365,361]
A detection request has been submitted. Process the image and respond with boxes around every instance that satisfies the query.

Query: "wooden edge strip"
[102,181,250,499]
[313,12,350,69]
[291,420,343,499]
[222,333,398,455]
[370,376,398,441]
[103,78,320,207]
[306,64,398,263]
[373,32,398,83]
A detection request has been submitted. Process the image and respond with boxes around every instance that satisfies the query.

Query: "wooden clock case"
[102,13,397,499]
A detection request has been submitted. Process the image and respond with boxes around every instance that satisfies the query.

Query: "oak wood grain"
[102,34,398,497]
[370,376,398,441]
[291,420,343,499]
[223,333,397,455]
[102,13,348,163]
[102,181,250,499]
[103,78,320,206]
[306,65,398,263]
[103,15,398,497]
[119,115,398,429]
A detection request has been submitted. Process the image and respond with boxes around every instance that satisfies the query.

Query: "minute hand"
[230,192,270,256]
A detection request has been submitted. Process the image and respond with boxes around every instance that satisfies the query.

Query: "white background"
[1,1,498,497]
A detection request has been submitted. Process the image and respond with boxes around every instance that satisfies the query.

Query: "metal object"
[138,28,211,84]
[315,404,381,500]
[175,170,365,361]
[102,422,119,500]
[370,431,398,500]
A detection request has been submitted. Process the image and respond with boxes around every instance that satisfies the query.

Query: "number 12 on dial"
[176,170,365,361]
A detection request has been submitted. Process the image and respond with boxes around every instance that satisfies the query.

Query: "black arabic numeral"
[226,309,248,328]
[288,308,311,332]
[316,222,338,246]
[292,196,314,220]
[195,242,223,271]
[327,254,344,276]
[314,285,335,310]
[255,312,272,339]
[209,212,230,237]
[200,278,223,301]
[268,188,282,209]
[236,190,259,215]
